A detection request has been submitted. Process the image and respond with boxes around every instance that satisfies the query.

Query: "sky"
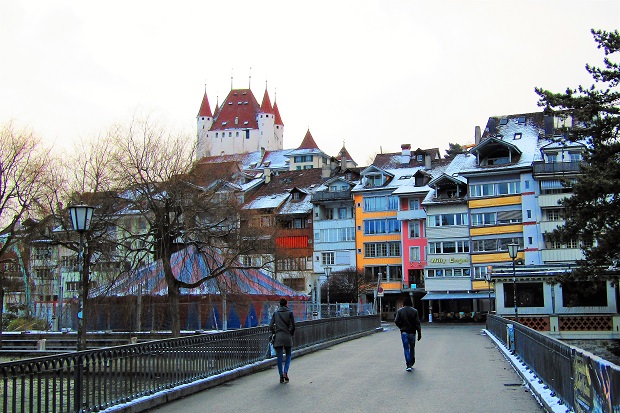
[1,1,618,166]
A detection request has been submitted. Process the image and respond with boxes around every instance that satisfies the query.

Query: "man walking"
[394,295,422,371]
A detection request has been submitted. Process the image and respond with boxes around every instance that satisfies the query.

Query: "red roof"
[337,145,357,165]
[260,89,273,114]
[298,129,319,150]
[197,92,212,117]
[210,89,260,131]
[273,101,284,125]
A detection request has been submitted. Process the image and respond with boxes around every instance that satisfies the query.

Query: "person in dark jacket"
[270,297,296,383]
[394,295,422,371]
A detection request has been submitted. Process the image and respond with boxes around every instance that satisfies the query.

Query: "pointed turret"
[298,129,319,150]
[260,89,273,114]
[337,145,357,168]
[197,91,213,117]
[273,101,284,125]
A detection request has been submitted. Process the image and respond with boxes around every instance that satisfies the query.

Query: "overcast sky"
[1,1,618,165]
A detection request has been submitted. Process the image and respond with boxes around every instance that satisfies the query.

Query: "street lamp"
[507,243,519,324]
[485,265,493,314]
[324,266,331,317]
[68,204,95,351]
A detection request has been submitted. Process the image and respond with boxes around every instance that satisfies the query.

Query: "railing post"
[74,354,83,412]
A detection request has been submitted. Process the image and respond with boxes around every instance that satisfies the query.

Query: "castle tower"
[258,88,276,152]
[196,84,284,159]
[196,90,214,159]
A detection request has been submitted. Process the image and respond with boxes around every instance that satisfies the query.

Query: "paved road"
[148,323,545,413]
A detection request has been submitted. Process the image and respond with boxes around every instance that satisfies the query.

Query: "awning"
[421,292,495,300]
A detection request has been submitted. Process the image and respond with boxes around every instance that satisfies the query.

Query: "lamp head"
[69,205,95,233]
[507,243,519,260]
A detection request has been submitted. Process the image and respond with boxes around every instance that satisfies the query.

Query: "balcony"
[311,190,352,203]
[532,161,582,177]
[396,209,427,221]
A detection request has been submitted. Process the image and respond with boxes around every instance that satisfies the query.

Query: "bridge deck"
[147,323,545,413]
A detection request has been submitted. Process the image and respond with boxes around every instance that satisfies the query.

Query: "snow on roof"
[243,193,288,210]
[279,194,313,215]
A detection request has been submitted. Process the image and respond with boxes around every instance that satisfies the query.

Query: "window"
[513,132,522,140]
[363,195,399,212]
[292,192,300,200]
[325,209,334,220]
[409,199,420,210]
[427,268,470,278]
[318,228,355,242]
[470,181,520,198]
[364,219,400,235]
[409,220,420,238]
[428,241,469,254]
[562,281,607,307]
[365,174,383,187]
[321,252,335,265]
[504,282,544,307]
[546,209,563,221]
[428,213,468,227]
[338,207,349,219]
[364,242,401,258]
[242,256,252,267]
[410,246,421,262]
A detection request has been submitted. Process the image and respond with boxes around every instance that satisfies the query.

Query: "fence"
[34,296,374,332]
[1,315,379,413]
[487,314,620,412]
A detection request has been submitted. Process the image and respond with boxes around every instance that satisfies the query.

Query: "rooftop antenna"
[249,67,252,89]
[230,68,233,90]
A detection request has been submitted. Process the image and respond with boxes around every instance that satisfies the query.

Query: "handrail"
[1,315,379,413]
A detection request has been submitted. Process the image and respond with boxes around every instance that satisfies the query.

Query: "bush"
[7,316,50,331]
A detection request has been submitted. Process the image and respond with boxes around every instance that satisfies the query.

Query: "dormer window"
[499,118,508,125]
[513,132,522,140]
[547,153,558,163]
[364,174,383,187]
[417,155,423,162]
[292,192,300,200]
[518,117,526,124]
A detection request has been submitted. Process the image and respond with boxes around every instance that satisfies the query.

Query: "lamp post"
[507,243,519,324]
[324,266,331,317]
[68,205,95,351]
[485,265,493,314]
[68,204,94,412]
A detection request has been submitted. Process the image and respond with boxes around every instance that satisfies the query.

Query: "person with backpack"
[270,297,296,383]
[394,295,422,371]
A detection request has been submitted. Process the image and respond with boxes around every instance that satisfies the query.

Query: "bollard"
[37,338,46,351]
[506,324,515,351]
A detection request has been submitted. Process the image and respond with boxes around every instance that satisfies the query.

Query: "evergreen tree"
[444,143,466,159]
[535,29,620,279]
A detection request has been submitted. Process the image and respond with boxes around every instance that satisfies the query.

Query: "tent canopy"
[96,245,307,299]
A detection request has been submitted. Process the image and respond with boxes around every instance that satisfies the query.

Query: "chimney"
[264,167,271,183]
[401,144,411,164]
[425,153,432,170]
[475,126,481,145]
[322,163,331,179]
[260,147,266,158]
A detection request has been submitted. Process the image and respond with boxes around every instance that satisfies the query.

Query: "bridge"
[3,316,618,412]
[146,323,546,413]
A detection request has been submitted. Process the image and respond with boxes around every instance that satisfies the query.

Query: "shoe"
[280,376,285,383]
[406,367,412,372]
[283,372,289,383]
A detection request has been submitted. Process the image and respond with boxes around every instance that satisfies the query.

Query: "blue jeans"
[275,346,292,376]
[401,332,416,367]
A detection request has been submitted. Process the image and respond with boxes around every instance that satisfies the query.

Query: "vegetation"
[536,29,620,279]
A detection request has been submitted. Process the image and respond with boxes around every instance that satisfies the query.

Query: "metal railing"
[487,315,583,410]
[489,315,620,411]
[1,315,379,413]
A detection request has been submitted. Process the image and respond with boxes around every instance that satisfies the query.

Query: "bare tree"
[107,116,269,336]
[322,267,374,304]
[0,121,50,345]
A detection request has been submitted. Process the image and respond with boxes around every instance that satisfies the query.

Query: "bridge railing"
[487,314,620,412]
[1,315,379,413]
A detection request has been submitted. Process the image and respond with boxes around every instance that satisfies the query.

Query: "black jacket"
[394,306,422,336]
